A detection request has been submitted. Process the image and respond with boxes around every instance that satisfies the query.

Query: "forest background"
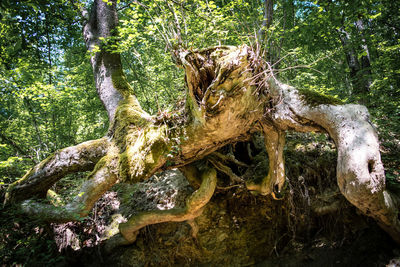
[0,0,399,265]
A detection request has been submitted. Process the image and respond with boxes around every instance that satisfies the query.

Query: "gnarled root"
[306,104,400,242]
[18,147,119,223]
[116,166,217,245]
[271,79,400,243]
[4,137,110,204]
[246,122,286,199]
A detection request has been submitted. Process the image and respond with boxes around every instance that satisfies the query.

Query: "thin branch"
[276,65,324,75]
[275,49,340,75]
[165,0,183,46]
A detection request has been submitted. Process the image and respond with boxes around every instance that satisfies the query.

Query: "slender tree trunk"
[82,0,129,123]
[355,18,372,92]
[258,0,274,44]
[283,0,294,30]
[338,21,372,103]
[275,0,294,69]
[23,97,44,160]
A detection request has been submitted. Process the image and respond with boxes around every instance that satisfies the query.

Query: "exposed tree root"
[246,122,286,199]
[211,151,249,168]
[6,42,400,246]
[115,166,217,245]
[4,138,110,204]
[18,145,119,223]
[268,78,400,243]
[208,157,243,184]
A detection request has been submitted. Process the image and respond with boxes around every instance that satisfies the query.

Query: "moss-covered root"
[19,148,119,223]
[118,167,217,243]
[4,138,110,205]
[246,123,286,198]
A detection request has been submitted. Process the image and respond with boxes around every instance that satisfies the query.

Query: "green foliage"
[114,0,262,114]
[0,155,28,185]
[0,0,108,186]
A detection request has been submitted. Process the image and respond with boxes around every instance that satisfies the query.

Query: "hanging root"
[208,151,249,184]
[246,122,286,199]
[18,147,119,223]
[115,166,217,245]
[208,156,243,184]
[4,138,110,205]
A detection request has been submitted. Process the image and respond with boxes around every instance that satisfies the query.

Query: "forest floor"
[56,190,400,267]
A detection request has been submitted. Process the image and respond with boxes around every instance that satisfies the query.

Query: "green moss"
[112,96,152,148]
[118,125,171,183]
[46,189,64,206]
[115,97,147,126]
[111,68,134,98]
[297,88,343,107]
[140,139,169,176]
[103,214,126,239]
[89,154,109,177]
[118,152,129,182]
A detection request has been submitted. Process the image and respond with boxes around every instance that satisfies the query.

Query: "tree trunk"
[338,19,372,103]
[354,18,372,93]
[82,0,139,123]
[258,0,274,44]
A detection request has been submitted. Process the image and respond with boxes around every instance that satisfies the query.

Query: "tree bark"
[4,138,109,204]
[338,20,372,102]
[354,18,372,92]
[119,166,217,243]
[266,78,400,243]
[82,0,139,123]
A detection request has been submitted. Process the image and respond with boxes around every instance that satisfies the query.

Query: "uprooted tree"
[4,0,400,248]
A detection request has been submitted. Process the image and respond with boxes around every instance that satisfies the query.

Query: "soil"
[60,190,400,267]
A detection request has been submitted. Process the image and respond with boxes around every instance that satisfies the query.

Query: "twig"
[276,65,324,75]
[276,49,340,75]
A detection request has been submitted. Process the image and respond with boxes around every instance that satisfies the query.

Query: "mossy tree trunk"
[4,0,400,246]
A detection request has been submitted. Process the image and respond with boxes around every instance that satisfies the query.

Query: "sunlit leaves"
[0,0,108,181]
[113,0,263,114]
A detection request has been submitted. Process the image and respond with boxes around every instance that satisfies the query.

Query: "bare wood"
[267,78,400,242]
